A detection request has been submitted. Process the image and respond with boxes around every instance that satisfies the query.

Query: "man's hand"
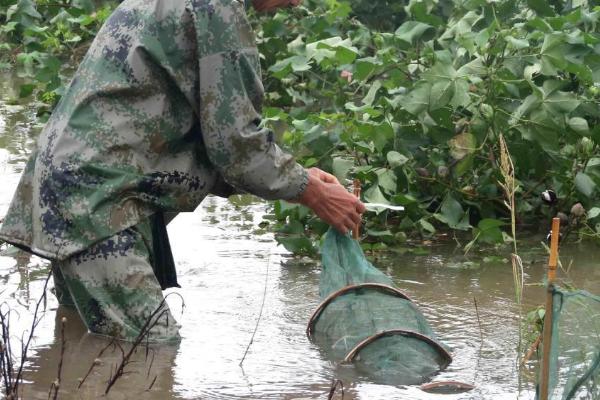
[307,167,339,184]
[297,168,365,235]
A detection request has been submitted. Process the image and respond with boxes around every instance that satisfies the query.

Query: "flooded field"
[1,71,599,399]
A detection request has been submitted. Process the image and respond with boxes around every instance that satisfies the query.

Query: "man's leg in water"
[52,223,180,342]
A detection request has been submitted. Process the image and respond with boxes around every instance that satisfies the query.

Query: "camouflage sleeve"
[188,0,308,200]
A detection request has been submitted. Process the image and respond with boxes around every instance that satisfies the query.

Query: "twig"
[327,379,344,400]
[146,375,157,391]
[77,340,115,389]
[48,317,67,400]
[239,252,271,367]
[0,307,14,394]
[146,349,155,378]
[520,335,541,366]
[11,272,52,397]
[104,293,184,395]
[472,297,485,384]
[473,297,483,342]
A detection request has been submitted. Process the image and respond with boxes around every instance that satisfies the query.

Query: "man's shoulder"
[186,0,245,17]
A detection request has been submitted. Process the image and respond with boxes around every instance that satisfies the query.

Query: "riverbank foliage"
[2,0,600,253]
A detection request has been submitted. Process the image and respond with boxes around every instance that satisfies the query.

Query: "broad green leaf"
[394,21,435,46]
[419,219,436,233]
[269,56,310,78]
[402,82,431,115]
[575,172,596,197]
[457,57,486,77]
[588,207,600,219]
[527,0,555,16]
[387,151,409,168]
[510,95,541,125]
[451,80,471,108]
[454,154,473,177]
[524,64,541,82]
[429,79,454,110]
[505,36,529,49]
[72,0,95,13]
[543,91,580,114]
[439,11,481,42]
[362,80,381,106]
[19,83,35,98]
[354,57,381,81]
[279,220,305,234]
[540,33,568,74]
[408,1,444,26]
[477,218,505,244]
[308,37,359,65]
[363,185,390,207]
[520,110,560,151]
[527,17,553,33]
[437,193,471,230]
[376,169,397,194]
[478,218,505,230]
[568,117,589,135]
[332,158,354,181]
[354,140,375,154]
[276,235,315,255]
[303,158,318,167]
[448,132,476,160]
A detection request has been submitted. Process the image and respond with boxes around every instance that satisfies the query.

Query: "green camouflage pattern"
[53,219,181,342]
[0,0,307,260]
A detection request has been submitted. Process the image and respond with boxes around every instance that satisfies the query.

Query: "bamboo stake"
[539,217,560,400]
[353,180,361,240]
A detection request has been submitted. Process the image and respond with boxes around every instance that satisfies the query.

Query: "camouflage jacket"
[0,0,307,260]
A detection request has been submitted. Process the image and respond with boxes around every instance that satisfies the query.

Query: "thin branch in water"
[473,297,483,342]
[104,293,184,395]
[471,296,485,385]
[239,252,271,367]
[77,339,114,389]
[48,316,67,400]
[11,272,52,397]
[147,375,158,391]
[146,349,155,379]
[327,379,344,400]
[520,334,541,366]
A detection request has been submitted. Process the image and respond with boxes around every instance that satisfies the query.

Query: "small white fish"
[363,203,405,213]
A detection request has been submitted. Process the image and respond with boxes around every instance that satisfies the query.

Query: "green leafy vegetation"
[0,0,116,109]
[256,0,600,253]
[2,0,600,254]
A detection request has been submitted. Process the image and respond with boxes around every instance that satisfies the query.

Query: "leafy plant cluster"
[0,0,115,106]
[255,0,600,253]
[2,0,600,254]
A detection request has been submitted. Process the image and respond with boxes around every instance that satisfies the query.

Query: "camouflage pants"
[52,218,180,342]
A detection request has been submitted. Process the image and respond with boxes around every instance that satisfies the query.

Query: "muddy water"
[1,71,600,399]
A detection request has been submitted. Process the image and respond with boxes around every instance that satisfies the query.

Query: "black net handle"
[343,328,453,367]
[306,283,413,338]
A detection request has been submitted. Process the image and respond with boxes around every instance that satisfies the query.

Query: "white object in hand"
[364,203,405,212]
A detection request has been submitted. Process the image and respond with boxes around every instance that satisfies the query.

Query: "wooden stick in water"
[353,179,361,240]
[539,217,560,400]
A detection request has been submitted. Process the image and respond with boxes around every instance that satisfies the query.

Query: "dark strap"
[149,212,180,290]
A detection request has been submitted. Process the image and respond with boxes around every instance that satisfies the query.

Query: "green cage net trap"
[539,286,600,399]
[307,228,452,386]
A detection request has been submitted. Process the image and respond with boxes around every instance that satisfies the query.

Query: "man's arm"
[190,0,364,233]
[198,48,307,201]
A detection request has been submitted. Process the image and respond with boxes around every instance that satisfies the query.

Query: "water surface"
[1,71,599,399]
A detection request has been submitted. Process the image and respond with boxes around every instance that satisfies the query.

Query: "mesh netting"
[307,228,451,385]
[541,286,600,399]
